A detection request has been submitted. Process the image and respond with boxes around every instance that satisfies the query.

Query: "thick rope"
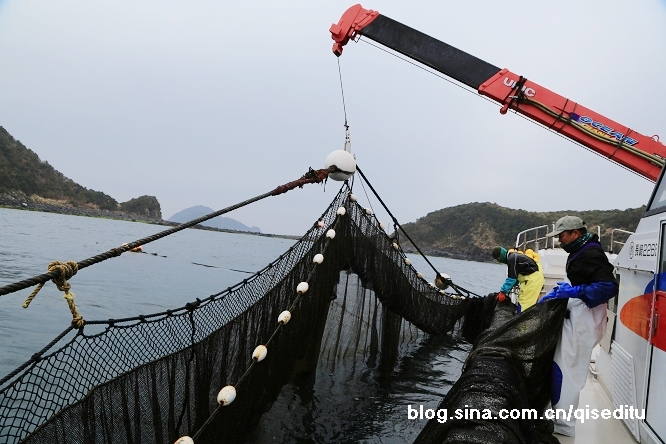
[22,261,84,328]
[0,168,330,298]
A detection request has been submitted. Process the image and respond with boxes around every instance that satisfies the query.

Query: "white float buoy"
[174,437,194,444]
[404,258,411,266]
[365,208,373,215]
[379,222,385,231]
[392,242,399,250]
[217,386,237,406]
[451,295,458,299]
[278,310,291,324]
[325,150,356,181]
[416,272,423,279]
[349,193,357,202]
[428,283,435,288]
[337,207,346,216]
[313,254,324,264]
[317,220,325,228]
[326,229,336,239]
[297,282,309,294]
[252,345,268,362]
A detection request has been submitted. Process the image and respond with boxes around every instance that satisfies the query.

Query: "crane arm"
[330,4,666,182]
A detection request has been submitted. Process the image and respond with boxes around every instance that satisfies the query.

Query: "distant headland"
[0,126,294,239]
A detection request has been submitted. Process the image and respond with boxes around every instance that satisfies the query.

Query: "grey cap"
[546,216,585,238]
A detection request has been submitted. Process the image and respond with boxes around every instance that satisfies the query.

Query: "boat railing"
[610,228,634,254]
[515,225,550,252]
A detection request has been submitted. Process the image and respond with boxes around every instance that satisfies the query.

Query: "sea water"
[0,207,505,442]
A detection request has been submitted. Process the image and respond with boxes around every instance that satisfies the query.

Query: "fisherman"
[539,215,618,437]
[491,246,544,312]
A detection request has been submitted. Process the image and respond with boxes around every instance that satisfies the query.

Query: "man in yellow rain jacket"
[491,246,545,312]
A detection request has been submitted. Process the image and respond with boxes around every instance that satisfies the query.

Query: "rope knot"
[22,260,85,329]
[49,260,78,292]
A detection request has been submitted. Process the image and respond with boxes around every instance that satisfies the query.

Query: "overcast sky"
[1,1,664,235]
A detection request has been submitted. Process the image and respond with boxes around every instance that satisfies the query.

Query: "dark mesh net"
[414,299,567,444]
[0,186,564,444]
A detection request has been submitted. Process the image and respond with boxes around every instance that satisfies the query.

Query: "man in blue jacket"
[540,215,618,437]
[542,216,618,307]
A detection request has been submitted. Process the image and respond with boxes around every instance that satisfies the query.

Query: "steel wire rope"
[337,57,349,130]
[358,37,657,182]
[355,166,481,298]
[357,174,376,216]
[0,168,330,298]
[358,38,499,106]
[337,57,375,217]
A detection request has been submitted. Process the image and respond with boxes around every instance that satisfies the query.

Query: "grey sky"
[1,0,664,235]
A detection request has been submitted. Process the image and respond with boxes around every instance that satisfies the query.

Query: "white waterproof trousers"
[551,299,607,437]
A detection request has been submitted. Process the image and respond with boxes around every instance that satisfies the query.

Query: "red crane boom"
[330,4,666,182]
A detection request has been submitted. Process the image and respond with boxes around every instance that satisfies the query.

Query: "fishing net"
[414,299,567,444]
[0,185,564,444]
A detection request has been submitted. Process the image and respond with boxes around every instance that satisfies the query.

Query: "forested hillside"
[0,127,161,218]
[401,202,644,262]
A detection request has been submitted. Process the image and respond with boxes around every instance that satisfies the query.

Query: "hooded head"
[491,246,508,263]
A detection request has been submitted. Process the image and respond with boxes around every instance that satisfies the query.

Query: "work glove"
[553,282,579,299]
[539,282,579,303]
[496,291,507,303]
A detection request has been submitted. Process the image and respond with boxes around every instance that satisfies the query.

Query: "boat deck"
[555,373,637,444]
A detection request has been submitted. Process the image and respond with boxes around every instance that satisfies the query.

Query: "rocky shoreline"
[0,191,299,240]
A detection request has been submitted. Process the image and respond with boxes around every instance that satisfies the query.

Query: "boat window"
[648,171,666,212]
[658,224,666,292]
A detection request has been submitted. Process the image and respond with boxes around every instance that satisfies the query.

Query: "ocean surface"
[0,207,505,442]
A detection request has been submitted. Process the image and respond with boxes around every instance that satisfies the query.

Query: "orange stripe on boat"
[619,294,653,341]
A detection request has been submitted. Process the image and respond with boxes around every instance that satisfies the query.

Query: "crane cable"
[358,37,661,179]
[337,57,353,157]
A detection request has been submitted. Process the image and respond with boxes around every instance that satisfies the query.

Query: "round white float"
[252,345,268,362]
[217,385,237,406]
[278,310,291,324]
[325,150,356,181]
[297,282,309,294]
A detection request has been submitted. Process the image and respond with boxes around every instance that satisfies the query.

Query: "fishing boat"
[523,179,666,444]
[515,226,640,443]
[1,4,664,444]
[329,5,666,443]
